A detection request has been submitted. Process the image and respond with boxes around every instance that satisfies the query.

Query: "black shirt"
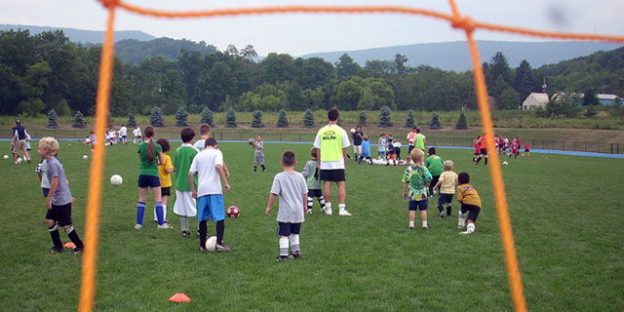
[353,131,363,146]
[12,125,26,140]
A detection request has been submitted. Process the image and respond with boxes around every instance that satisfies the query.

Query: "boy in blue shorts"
[402,148,432,229]
[189,138,231,252]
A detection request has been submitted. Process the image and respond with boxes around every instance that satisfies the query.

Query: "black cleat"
[50,246,63,254]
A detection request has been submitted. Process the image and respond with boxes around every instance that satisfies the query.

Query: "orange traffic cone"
[169,293,191,303]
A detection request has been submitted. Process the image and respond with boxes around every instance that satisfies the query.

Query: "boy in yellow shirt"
[433,160,458,218]
[457,172,482,234]
[156,138,174,227]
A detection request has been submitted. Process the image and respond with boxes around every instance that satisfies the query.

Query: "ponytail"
[144,126,155,163]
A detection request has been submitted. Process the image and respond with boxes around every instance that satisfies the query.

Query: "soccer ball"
[82,155,88,160]
[204,236,217,251]
[85,138,91,144]
[16,157,23,164]
[350,128,356,134]
[503,161,509,166]
[3,155,8,160]
[248,138,254,145]
[110,174,123,186]
[227,205,240,218]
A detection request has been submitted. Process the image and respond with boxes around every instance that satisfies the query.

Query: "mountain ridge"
[0,24,155,43]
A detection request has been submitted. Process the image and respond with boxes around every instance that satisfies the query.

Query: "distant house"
[522,93,549,110]
[596,94,620,106]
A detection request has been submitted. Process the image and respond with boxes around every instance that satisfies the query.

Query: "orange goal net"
[80,1,624,311]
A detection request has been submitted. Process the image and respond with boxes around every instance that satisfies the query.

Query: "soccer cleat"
[72,247,83,255]
[276,256,289,262]
[422,224,429,229]
[408,225,415,230]
[290,250,302,259]
[306,209,312,215]
[49,246,63,254]
[459,230,473,235]
[157,223,173,230]
[215,244,231,252]
[338,209,352,216]
[134,224,143,230]
[181,231,190,237]
[324,207,333,216]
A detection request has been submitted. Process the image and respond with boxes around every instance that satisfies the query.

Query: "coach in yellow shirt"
[313,109,352,216]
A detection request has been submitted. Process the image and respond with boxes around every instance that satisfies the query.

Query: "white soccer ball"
[82,155,88,160]
[110,174,123,186]
[204,236,217,251]
[503,161,509,166]
[3,155,8,160]
[16,157,23,164]
[350,128,356,134]
[85,138,91,144]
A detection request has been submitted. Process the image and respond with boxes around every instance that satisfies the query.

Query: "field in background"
[0,142,622,311]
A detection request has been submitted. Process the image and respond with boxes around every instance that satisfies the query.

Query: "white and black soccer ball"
[204,236,217,251]
[3,155,8,160]
[82,155,89,160]
[503,161,509,166]
[110,174,123,186]
[247,138,254,145]
[350,128,356,134]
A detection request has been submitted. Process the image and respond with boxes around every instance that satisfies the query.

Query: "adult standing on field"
[414,128,427,152]
[407,127,418,154]
[12,119,30,162]
[313,109,352,217]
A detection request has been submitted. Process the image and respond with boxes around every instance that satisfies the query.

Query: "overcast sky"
[1,0,622,55]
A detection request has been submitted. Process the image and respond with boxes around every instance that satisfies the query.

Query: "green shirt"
[425,155,444,176]
[138,141,162,177]
[402,164,432,200]
[415,133,426,151]
[174,144,198,191]
[302,160,321,190]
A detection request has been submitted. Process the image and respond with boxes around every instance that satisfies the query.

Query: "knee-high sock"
[279,237,289,257]
[48,224,62,250]
[307,196,314,211]
[318,196,326,209]
[155,202,164,225]
[155,204,168,222]
[65,225,84,249]
[199,220,208,248]
[289,234,300,253]
[180,216,189,232]
[216,220,225,245]
[136,202,146,225]
[446,204,452,217]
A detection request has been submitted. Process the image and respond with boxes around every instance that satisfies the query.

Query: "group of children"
[402,146,482,234]
[473,134,531,165]
[377,133,403,163]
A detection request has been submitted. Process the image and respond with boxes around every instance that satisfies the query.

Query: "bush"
[358,111,367,125]
[47,109,58,129]
[18,98,45,117]
[149,106,165,127]
[429,112,442,129]
[175,107,189,127]
[303,108,315,128]
[456,111,468,129]
[55,99,71,116]
[225,107,237,128]
[72,111,86,128]
[405,110,415,128]
[200,107,215,127]
[377,106,393,127]
[252,110,264,128]
[126,114,137,128]
[277,109,289,128]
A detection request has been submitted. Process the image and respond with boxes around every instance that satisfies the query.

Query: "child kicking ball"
[457,172,482,234]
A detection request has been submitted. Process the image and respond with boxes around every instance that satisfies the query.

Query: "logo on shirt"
[322,130,337,141]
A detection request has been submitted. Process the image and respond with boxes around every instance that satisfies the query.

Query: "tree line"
[1,29,622,118]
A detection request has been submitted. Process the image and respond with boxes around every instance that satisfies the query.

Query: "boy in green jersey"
[425,147,444,197]
[173,127,199,237]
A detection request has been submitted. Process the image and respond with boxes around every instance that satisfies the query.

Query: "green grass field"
[1,141,623,311]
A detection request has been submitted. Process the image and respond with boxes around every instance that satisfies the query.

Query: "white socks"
[339,204,346,211]
[409,221,415,228]
[466,223,475,233]
[279,237,289,257]
[422,220,428,228]
[289,234,300,252]
[458,212,466,228]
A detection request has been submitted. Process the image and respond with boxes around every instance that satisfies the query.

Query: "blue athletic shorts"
[409,199,428,211]
[42,188,50,197]
[137,175,160,188]
[196,194,225,222]
[277,222,302,236]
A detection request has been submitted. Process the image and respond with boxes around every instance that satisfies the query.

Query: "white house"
[596,94,619,106]
[522,92,549,110]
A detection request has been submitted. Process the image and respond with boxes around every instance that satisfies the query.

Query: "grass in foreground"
[0,142,622,311]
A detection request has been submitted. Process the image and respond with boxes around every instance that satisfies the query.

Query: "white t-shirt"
[271,171,308,223]
[133,128,141,137]
[119,126,127,136]
[312,125,351,170]
[189,147,224,197]
[193,139,206,152]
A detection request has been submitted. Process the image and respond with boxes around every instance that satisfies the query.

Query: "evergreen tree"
[277,109,289,128]
[377,106,393,127]
[429,112,442,129]
[405,110,415,128]
[583,88,598,106]
[456,111,468,129]
[149,106,165,127]
[200,107,215,127]
[72,110,86,128]
[47,109,58,129]
[610,97,624,118]
[252,110,264,128]
[358,111,367,125]
[225,107,237,128]
[126,113,137,128]
[303,108,315,128]
[175,107,189,127]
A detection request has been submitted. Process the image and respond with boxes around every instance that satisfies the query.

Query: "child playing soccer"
[135,126,169,229]
[173,128,198,237]
[377,133,387,159]
[457,172,482,234]
[251,135,266,172]
[425,147,444,196]
[38,137,84,254]
[433,160,458,217]
[189,138,231,252]
[36,158,50,199]
[402,148,432,229]
[302,148,325,214]
[156,138,173,226]
[359,135,372,164]
[265,151,308,262]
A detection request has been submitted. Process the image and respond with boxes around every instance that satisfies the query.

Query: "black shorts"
[480,148,488,156]
[460,203,481,222]
[161,186,171,197]
[409,199,428,211]
[138,175,160,188]
[42,188,50,197]
[45,203,73,226]
[438,193,454,206]
[430,175,440,188]
[277,222,301,237]
[320,169,345,182]
[308,189,322,198]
